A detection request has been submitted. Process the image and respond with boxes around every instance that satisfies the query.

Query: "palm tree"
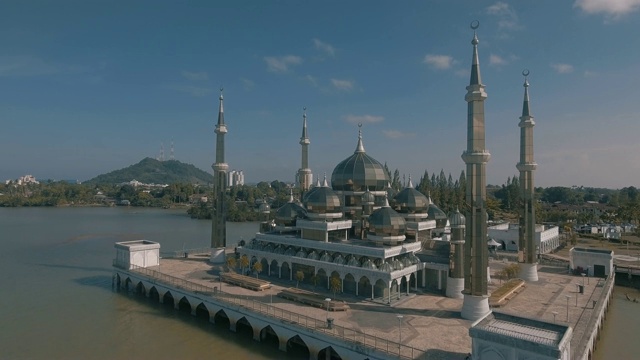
[239,255,250,275]
[252,261,263,279]
[226,256,237,273]
[330,276,341,298]
[295,270,304,288]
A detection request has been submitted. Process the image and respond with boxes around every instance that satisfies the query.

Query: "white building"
[228,170,245,186]
[6,174,39,185]
[488,223,560,255]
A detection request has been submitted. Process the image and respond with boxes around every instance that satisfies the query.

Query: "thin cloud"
[454,69,468,78]
[165,84,211,97]
[302,74,318,87]
[583,70,598,77]
[487,2,522,31]
[344,114,384,124]
[574,0,640,19]
[313,38,335,57]
[0,55,95,77]
[423,54,455,70]
[331,78,353,91]
[383,130,415,139]
[489,54,507,66]
[181,70,208,81]
[264,55,303,73]
[240,77,255,90]
[551,63,574,74]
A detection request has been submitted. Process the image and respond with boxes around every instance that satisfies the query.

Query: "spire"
[407,175,414,188]
[355,123,365,153]
[522,70,531,117]
[217,88,225,126]
[300,107,309,142]
[289,188,294,203]
[469,21,482,86]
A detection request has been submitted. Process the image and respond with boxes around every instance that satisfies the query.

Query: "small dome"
[258,202,271,213]
[307,251,319,260]
[333,254,345,265]
[361,190,375,204]
[449,208,466,226]
[394,179,430,213]
[275,202,307,226]
[368,201,407,237]
[295,249,307,258]
[379,262,393,273]
[401,257,413,268]
[361,259,377,269]
[331,128,390,191]
[304,181,341,214]
[427,195,447,222]
[264,243,275,253]
[319,252,332,262]
[408,253,420,264]
[392,258,404,270]
[347,256,360,267]
[302,179,322,202]
[284,247,296,256]
[274,245,285,254]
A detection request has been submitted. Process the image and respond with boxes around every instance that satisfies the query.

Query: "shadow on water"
[34,262,112,274]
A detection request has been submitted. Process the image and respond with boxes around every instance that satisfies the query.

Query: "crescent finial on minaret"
[522,69,530,87]
[219,87,224,100]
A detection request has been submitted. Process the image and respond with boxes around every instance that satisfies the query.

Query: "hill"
[85,158,214,185]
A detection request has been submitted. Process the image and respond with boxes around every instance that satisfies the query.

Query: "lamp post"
[397,315,403,355]
[552,311,558,323]
[325,297,331,328]
[565,295,572,322]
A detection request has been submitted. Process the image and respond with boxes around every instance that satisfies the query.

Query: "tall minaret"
[210,88,228,263]
[461,21,491,321]
[517,70,539,282]
[297,107,313,198]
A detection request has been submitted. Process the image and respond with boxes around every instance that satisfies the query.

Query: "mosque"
[209,22,547,321]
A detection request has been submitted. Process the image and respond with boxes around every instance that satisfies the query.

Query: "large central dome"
[331,128,390,191]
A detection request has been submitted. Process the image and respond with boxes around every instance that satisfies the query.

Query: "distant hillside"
[85,158,213,185]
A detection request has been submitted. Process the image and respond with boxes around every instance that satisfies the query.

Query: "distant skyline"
[1,1,639,188]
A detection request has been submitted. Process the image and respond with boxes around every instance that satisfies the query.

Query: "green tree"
[239,255,250,275]
[329,276,341,297]
[226,256,237,272]
[252,261,263,278]
[295,270,304,288]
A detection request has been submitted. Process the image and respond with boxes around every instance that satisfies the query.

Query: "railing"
[113,260,422,359]
[572,273,615,360]
[162,247,213,258]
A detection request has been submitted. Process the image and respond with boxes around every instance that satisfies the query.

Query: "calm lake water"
[0,207,636,359]
[0,207,286,360]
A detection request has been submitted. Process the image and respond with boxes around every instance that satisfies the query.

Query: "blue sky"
[1,0,639,188]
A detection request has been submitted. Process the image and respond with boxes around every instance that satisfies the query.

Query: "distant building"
[488,223,560,255]
[119,179,168,189]
[5,175,39,186]
[228,170,245,187]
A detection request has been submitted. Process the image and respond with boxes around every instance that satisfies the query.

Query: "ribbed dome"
[379,262,393,273]
[275,202,307,225]
[331,128,390,191]
[427,196,447,221]
[304,183,341,214]
[449,208,466,226]
[368,202,406,237]
[361,259,377,269]
[394,179,429,213]
[362,190,375,204]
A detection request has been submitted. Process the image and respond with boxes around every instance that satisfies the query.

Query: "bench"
[279,288,349,311]
[220,272,271,291]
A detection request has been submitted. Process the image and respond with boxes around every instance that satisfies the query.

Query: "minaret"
[210,88,228,263]
[297,107,313,198]
[446,208,465,299]
[517,70,539,282]
[461,21,491,321]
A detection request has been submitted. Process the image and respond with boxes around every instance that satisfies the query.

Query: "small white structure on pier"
[569,247,613,277]
[114,240,160,269]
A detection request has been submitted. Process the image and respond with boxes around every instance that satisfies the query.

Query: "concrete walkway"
[149,256,606,359]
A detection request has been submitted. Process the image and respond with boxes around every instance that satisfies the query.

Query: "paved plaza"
[151,256,606,359]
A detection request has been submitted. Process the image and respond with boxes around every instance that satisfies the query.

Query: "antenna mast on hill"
[170,139,175,160]
[159,142,165,161]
